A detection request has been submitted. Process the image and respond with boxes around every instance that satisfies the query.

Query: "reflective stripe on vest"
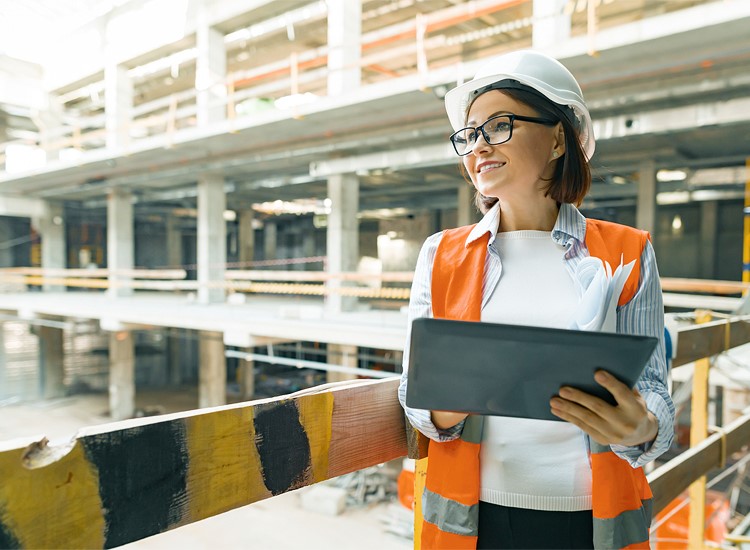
[415,217,652,550]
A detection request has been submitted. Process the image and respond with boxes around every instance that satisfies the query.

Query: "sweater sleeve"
[398,231,465,442]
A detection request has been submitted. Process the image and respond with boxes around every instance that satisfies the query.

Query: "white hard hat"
[444,50,595,158]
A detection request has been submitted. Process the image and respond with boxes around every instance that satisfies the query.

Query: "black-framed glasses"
[449,114,558,156]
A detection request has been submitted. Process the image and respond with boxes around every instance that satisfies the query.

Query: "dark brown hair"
[461,87,591,214]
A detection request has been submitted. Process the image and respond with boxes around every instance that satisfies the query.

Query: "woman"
[398,50,674,549]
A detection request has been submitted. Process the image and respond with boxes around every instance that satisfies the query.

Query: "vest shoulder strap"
[584,218,650,306]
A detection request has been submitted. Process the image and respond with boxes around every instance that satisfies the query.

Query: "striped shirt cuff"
[610,392,674,467]
[405,407,465,442]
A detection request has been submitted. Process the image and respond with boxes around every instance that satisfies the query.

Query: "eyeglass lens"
[451,115,512,155]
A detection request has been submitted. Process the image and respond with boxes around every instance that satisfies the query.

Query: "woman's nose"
[470,131,492,155]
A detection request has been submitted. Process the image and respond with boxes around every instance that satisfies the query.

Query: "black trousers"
[477,501,594,550]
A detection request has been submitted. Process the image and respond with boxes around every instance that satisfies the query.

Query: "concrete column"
[263,220,277,261]
[107,189,134,297]
[166,216,183,269]
[327,344,358,383]
[199,330,225,408]
[238,210,255,266]
[167,328,182,386]
[37,96,65,163]
[32,201,66,292]
[302,224,316,259]
[327,0,361,95]
[197,175,226,303]
[0,323,5,394]
[104,62,132,151]
[532,0,571,49]
[457,184,475,227]
[636,161,657,235]
[239,355,254,400]
[196,11,227,127]
[326,174,359,313]
[38,325,65,399]
[109,330,135,420]
[699,201,719,279]
[0,219,12,267]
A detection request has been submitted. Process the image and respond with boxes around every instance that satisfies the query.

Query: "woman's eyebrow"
[466,111,512,126]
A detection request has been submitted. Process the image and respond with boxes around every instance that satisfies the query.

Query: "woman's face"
[462,90,564,204]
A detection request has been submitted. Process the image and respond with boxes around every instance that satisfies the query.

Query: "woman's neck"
[497,198,559,233]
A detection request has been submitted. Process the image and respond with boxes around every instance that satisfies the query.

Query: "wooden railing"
[1,315,750,548]
[2,270,748,308]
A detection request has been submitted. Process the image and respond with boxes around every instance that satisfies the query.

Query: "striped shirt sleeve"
[398,231,465,442]
[610,240,675,466]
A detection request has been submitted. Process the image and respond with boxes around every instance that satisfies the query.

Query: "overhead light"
[223,210,237,221]
[671,215,683,234]
[657,191,690,205]
[253,198,329,216]
[657,169,687,182]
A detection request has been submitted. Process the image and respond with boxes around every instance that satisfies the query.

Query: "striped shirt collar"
[464,201,587,247]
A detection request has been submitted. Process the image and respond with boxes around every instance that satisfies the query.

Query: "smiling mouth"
[477,162,505,174]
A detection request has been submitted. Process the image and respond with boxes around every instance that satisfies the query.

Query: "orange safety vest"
[413,218,653,550]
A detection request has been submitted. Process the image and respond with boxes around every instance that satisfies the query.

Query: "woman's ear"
[552,122,566,159]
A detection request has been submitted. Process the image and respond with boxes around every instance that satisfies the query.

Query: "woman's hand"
[431,410,469,430]
[549,370,659,447]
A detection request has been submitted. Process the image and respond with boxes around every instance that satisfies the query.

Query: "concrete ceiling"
[0,0,748,221]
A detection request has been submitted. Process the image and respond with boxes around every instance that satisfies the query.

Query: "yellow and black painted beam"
[0,378,406,549]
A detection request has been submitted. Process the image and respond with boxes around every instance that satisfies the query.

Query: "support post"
[263,220,277,262]
[109,330,135,421]
[167,328,182,387]
[699,201,718,279]
[327,344,358,383]
[197,175,226,304]
[199,331,225,408]
[33,201,66,292]
[636,160,656,235]
[532,0,571,49]
[166,216,183,270]
[457,184,475,227]
[743,157,750,288]
[104,62,132,151]
[38,325,65,399]
[688,310,712,548]
[107,189,134,297]
[238,209,255,267]
[327,0,361,96]
[239,355,254,400]
[326,174,359,313]
[0,323,5,395]
[196,15,227,126]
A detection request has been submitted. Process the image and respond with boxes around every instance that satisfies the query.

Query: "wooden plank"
[661,278,749,295]
[0,378,405,549]
[673,317,750,367]
[662,292,741,311]
[649,412,750,514]
[225,270,415,282]
[0,268,187,279]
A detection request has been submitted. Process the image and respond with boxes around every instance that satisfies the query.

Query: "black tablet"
[405,318,659,421]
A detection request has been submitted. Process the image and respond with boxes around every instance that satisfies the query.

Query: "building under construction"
[1,0,750,548]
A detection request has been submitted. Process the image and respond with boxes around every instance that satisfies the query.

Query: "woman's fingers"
[551,371,658,446]
[549,399,610,445]
[593,370,635,405]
